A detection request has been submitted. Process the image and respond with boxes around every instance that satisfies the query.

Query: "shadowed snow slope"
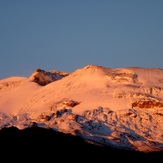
[0,64,163,153]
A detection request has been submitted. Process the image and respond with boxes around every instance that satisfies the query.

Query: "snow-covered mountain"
[1,64,163,154]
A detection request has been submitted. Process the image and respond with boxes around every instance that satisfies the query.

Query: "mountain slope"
[0,64,163,152]
[1,126,163,162]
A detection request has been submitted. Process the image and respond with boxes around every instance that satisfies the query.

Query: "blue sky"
[0,0,163,79]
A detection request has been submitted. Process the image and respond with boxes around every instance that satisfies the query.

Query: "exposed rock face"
[29,68,69,86]
[132,99,163,108]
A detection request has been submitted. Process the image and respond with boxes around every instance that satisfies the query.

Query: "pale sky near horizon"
[0,0,163,79]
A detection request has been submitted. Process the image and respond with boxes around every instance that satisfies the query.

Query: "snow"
[0,64,163,153]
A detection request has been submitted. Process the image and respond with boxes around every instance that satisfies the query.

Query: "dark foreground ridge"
[0,126,162,161]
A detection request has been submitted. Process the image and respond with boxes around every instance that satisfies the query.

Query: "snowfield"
[0,64,163,153]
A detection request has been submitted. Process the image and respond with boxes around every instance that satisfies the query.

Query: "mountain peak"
[0,65,163,153]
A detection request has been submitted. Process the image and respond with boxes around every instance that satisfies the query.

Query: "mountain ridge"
[0,64,163,153]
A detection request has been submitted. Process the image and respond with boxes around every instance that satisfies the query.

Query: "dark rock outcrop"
[29,68,69,86]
